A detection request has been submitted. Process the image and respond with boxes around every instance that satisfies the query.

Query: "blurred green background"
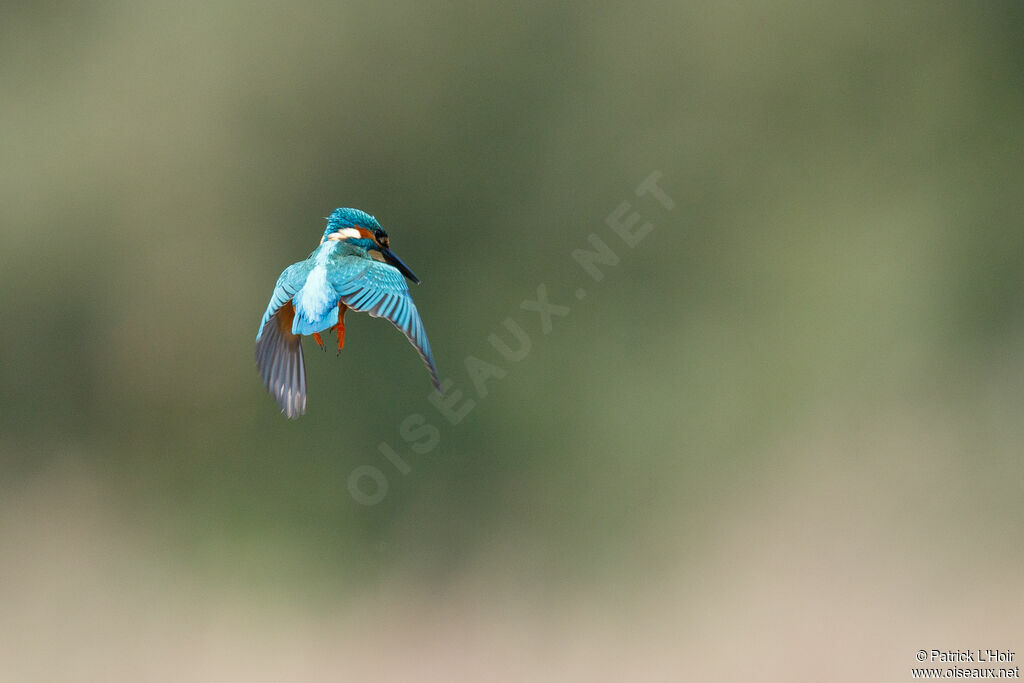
[2,1,1023,679]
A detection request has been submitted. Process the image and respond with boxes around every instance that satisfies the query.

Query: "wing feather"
[255,261,311,417]
[329,258,440,389]
[254,309,307,419]
[256,261,311,340]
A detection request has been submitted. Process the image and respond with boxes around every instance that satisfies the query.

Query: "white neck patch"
[323,227,362,242]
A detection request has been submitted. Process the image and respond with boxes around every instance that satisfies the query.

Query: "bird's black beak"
[381,247,420,284]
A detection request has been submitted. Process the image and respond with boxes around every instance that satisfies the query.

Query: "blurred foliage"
[1,0,1022,595]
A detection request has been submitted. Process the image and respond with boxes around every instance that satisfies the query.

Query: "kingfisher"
[255,208,440,418]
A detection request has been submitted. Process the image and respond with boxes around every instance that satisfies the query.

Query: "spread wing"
[256,261,311,341]
[330,257,440,390]
[255,261,312,418]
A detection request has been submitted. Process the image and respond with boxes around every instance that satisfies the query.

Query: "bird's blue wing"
[329,257,440,390]
[255,261,313,418]
[256,261,311,341]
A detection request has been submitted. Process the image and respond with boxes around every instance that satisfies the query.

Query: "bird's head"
[321,207,420,283]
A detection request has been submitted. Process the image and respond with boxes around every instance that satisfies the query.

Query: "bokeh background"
[2,1,1023,680]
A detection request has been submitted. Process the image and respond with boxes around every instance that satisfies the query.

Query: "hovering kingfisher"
[256,208,440,418]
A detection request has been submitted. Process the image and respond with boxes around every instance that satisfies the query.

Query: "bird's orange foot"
[334,304,347,356]
[334,322,345,355]
[312,332,325,350]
